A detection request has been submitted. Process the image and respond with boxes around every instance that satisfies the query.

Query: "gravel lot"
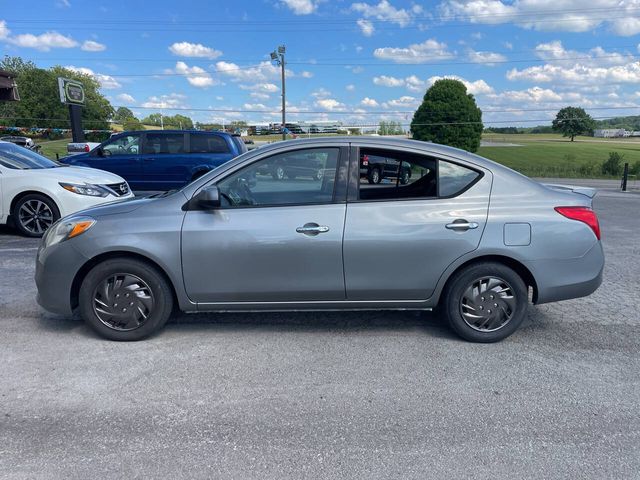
[1,185,639,479]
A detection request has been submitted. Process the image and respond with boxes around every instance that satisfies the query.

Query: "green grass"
[39,139,71,160]
[478,133,640,178]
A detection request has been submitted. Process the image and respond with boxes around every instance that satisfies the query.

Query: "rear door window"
[190,133,231,154]
[143,133,185,154]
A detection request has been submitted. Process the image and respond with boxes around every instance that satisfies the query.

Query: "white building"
[594,129,628,138]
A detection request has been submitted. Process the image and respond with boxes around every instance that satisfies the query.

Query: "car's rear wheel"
[13,193,60,237]
[400,170,410,184]
[79,258,174,341]
[442,262,528,342]
[368,167,381,184]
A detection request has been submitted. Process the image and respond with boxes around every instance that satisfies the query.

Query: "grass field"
[478,133,640,178]
[39,139,71,160]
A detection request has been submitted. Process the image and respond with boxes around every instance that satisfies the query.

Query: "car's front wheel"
[79,258,174,341]
[368,167,381,184]
[13,193,60,237]
[442,262,528,342]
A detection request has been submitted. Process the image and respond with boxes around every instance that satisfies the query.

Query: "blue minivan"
[60,130,247,191]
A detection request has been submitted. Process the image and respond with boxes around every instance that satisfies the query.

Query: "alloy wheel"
[18,200,54,235]
[92,273,155,331]
[459,276,517,332]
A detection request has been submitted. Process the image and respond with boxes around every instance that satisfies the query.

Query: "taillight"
[362,154,369,166]
[84,144,90,152]
[554,206,601,240]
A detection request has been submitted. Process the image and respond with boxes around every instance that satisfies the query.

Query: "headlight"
[59,182,109,197]
[43,216,96,248]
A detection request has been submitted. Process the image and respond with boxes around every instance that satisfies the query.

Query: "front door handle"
[296,223,330,236]
[446,219,479,231]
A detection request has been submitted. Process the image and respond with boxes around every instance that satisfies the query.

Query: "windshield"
[0,142,59,169]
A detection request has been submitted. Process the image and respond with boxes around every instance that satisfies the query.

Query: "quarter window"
[438,161,481,197]
[143,133,185,155]
[217,148,339,207]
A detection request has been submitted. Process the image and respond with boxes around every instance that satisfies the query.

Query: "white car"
[0,141,134,237]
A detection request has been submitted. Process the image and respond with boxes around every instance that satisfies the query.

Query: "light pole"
[271,45,286,141]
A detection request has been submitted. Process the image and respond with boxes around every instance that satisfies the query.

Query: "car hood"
[27,165,126,184]
[75,191,188,218]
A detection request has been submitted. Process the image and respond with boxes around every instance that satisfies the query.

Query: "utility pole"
[271,45,286,141]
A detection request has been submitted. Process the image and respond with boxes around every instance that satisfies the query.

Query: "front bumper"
[35,240,89,316]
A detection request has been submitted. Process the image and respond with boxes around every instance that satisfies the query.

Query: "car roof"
[117,129,234,136]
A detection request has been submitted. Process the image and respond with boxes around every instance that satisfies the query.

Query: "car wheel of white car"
[13,193,60,237]
[442,262,528,343]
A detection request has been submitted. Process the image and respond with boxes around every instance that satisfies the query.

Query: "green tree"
[122,117,145,131]
[114,107,135,124]
[602,152,623,176]
[410,79,483,152]
[378,120,403,135]
[141,113,163,126]
[0,57,113,131]
[552,106,595,141]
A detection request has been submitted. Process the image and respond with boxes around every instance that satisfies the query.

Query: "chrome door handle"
[446,220,479,231]
[296,223,330,236]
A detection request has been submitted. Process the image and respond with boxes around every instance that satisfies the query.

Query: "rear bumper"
[526,241,604,304]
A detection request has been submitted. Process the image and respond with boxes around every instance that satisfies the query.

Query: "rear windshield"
[231,136,248,154]
[190,133,231,154]
[0,143,59,169]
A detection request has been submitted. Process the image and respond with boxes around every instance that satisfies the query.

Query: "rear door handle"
[446,220,479,231]
[296,223,330,236]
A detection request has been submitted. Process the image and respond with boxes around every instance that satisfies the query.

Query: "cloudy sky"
[3,0,640,127]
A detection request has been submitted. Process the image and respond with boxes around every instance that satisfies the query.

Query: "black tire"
[313,169,324,181]
[400,170,410,185]
[78,258,174,341]
[442,262,528,343]
[286,172,297,180]
[368,167,381,184]
[12,193,60,237]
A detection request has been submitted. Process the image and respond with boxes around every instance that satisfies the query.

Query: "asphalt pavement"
[0,186,639,479]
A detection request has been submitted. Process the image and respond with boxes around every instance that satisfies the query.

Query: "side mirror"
[192,186,220,210]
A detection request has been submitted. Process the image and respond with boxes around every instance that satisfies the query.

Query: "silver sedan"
[35,137,604,342]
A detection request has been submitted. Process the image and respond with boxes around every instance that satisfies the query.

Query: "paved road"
[1,192,639,479]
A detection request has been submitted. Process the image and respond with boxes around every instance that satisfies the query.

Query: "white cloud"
[487,86,563,104]
[64,66,121,89]
[250,92,271,100]
[361,97,379,107]
[0,20,9,39]
[239,83,279,93]
[311,87,332,98]
[300,71,314,78]
[243,103,271,111]
[382,95,418,109]
[346,84,356,91]
[352,1,413,26]
[315,98,347,111]
[373,75,406,87]
[141,93,188,109]
[507,61,640,85]
[467,49,506,65]
[533,41,631,67]
[426,75,494,95]
[438,0,640,36]
[8,31,78,51]
[280,0,318,14]
[81,40,106,52]
[357,19,375,36]
[168,41,223,60]
[216,61,282,82]
[169,61,218,88]
[115,93,135,103]
[374,39,455,63]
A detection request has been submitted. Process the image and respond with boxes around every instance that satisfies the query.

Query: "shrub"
[602,152,623,176]
[629,161,640,176]
[578,161,600,177]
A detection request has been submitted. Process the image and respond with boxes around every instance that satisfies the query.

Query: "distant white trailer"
[593,129,627,138]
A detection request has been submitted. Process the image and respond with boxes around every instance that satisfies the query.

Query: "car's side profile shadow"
[36,310,460,341]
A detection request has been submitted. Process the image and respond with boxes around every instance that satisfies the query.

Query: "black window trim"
[348,145,484,204]
[211,146,349,210]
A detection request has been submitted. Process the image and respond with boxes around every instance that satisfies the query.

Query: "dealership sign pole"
[58,77,86,142]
